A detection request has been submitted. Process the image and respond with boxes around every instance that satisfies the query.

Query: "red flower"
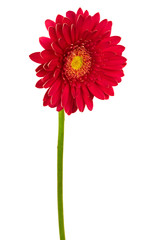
[29,8,127,115]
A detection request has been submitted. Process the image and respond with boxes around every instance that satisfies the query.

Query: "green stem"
[57,109,65,240]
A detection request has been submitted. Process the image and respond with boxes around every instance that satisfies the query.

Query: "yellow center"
[63,46,92,80]
[71,56,83,70]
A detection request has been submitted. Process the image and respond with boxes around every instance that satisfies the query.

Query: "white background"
[0,0,160,239]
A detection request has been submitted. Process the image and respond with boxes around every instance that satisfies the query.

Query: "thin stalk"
[57,109,65,240]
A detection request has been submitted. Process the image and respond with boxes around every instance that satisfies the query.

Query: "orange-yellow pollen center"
[71,56,83,70]
[64,46,92,80]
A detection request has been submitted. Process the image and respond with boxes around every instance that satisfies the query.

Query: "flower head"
[29,8,127,115]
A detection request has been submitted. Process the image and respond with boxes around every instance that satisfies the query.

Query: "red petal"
[96,37,123,51]
[100,74,118,86]
[82,16,92,33]
[76,87,85,112]
[43,79,54,88]
[98,84,114,96]
[105,45,125,54]
[62,24,71,44]
[81,30,90,40]
[35,79,44,88]
[91,12,100,29]
[66,11,76,23]
[95,22,112,40]
[48,27,57,41]
[55,23,63,39]
[116,77,122,83]
[96,19,108,34]
[71,100,78,114]
[39,37,52,50]
[61,85,75,115]
[56,15,64,23]
[71,24,75,43]
[58,38,68,49]
[51,42,63,55]
[41,72,53,82]
[64,96,77,115]
[48,79,61,96]
[36,68,47,77]
[105,87,114,96]
[87,83,105,100]
[103,69,124,78]
[43,63,51,71]
[104,94,109,99]
[76,15,84,40]
[71,85,76,98]
[53,68,61,79]
[101,63,126,70]
[43,90,50,106]
[40,50,55,61]
[105,21,112,33]
[82,85,93,111]
[109,56,127,63]
[87,100,93,110]
[56,104,63,112]
[77,8,83,17]
[35,64,43,72]
[47,59,58,71]
[86,30,98,40]
[83,10,89,18]
[29,52,44,63]
[96,56,127,66]
[65,95,73,115]
[63,17,71,25]
[61,84,70,107]
[97,52,116,59]
[45,19,56,30]
[109,36,121,45]
[50,87,61,107]
[95,39,110,49]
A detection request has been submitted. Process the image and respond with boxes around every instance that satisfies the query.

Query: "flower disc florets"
[29,8,127,115]
[63,45,92,81]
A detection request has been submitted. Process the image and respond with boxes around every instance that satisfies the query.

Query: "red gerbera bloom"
[29,8,127,115]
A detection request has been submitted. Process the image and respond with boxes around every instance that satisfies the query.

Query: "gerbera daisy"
[29,8,127,115]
